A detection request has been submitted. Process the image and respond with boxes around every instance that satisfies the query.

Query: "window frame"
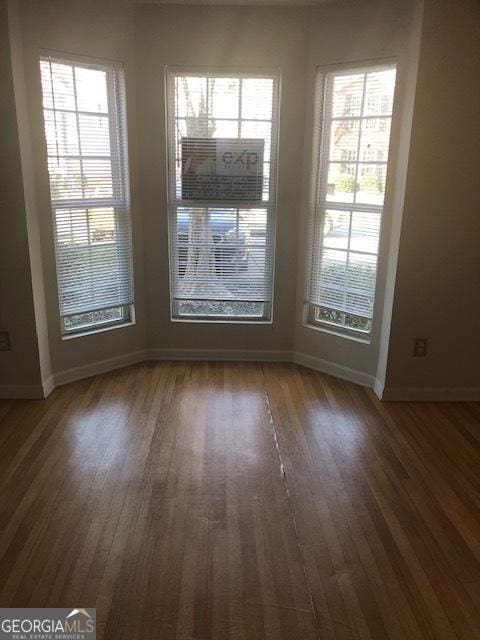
[61,304,133,337]
[39,52,135,338]
[304,59,398,341]
[165,66,280,324]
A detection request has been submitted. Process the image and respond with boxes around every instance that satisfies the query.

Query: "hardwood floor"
[0,362,479,639]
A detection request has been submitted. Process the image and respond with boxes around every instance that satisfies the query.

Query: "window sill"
[304,320,371,345]
[62,320,135,341]
[171,316,273,326]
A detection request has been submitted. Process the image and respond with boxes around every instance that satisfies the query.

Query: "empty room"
[0,0,479,638]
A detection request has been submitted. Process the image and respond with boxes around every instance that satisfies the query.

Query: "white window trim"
[39,52,135,338]
[303,58,398,342]
[60,304,134,337]
[61,305,136,340]
[164,66,281,324]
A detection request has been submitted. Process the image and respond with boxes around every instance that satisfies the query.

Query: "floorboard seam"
[262,372,321,637]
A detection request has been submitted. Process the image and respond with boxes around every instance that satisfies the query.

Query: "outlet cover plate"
[413,337,428,357]
[0,331,11,351]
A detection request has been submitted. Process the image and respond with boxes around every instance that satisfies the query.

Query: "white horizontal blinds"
[167,70,279,319]
[40,57,133,324]
[307,65,396,334]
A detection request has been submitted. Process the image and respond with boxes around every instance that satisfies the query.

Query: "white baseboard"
[380,386,480,402]
[146,348,292,362]
[52,349,147,387]
[293,351,375,388]
[6,348,478,402]
[0,350,374,398]
[42,375,55,398]
[374,377,384,399]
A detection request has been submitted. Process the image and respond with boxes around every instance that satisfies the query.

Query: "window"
[165,69,280,321]
[340,149,357,175]
[305,64,397,336]
[40,55,134,335]
[344,93,361,117]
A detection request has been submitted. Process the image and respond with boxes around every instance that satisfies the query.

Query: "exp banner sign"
[181,137,264,201]
[0,608,96,640]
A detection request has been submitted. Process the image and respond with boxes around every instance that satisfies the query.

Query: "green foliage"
[335,173,356,193]
[64,307,123,331]
[316,305,371,333]
[314,260,376,333]
[321,261,376,287]
[359,174,383,193]
[316,306,343,325]
[345,313,371,332]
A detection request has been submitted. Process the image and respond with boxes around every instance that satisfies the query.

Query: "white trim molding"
[374,377,385,400]
[5,349,479,402]
[42,375,55,398]
[146,348,292,362]
[52,350,147,387]
[50,349,291,391]
[293,351,375,388]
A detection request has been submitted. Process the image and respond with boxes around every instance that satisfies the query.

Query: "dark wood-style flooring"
[0,362,479,639]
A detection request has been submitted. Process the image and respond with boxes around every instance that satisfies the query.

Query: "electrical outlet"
[413,337,428,357]
[0,331,11,351]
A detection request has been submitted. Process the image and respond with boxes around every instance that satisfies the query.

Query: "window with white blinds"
[40,56,134,335]
[166,69,279,321]
[305,64,397,336]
